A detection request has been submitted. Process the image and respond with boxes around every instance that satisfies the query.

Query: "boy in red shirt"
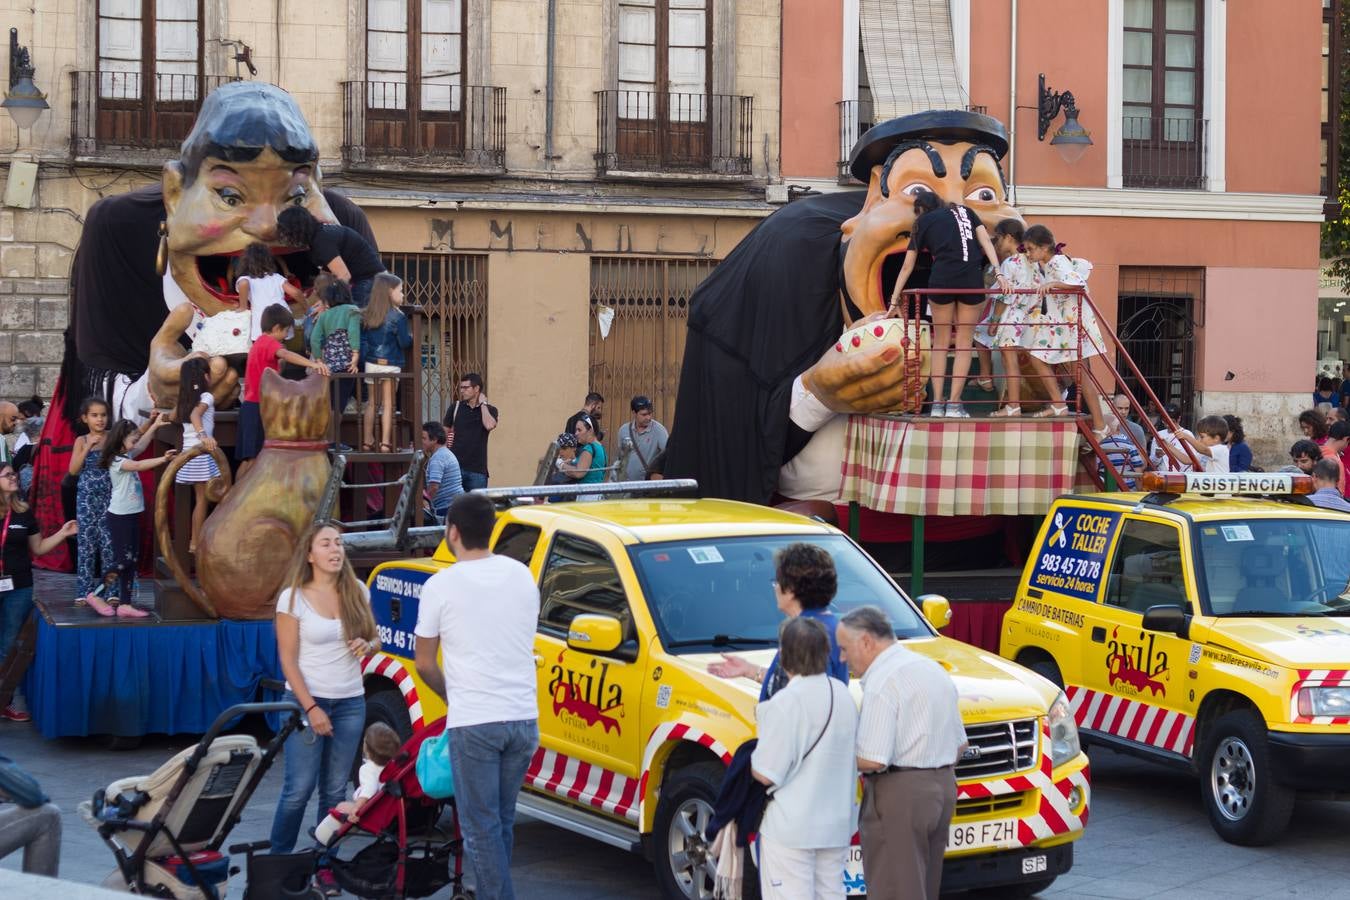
[237,305,328,472]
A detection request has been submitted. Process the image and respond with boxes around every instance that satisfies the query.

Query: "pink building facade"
[780,0,1325,464]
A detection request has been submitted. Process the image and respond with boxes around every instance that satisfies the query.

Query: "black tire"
[652,761,759,900]
[1021,655,1064,690]
[1198,709,1293,846]
[352,689,413,783]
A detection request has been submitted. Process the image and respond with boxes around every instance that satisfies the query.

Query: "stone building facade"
[1,0,781,483]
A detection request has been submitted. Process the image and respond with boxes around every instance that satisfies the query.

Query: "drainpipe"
[544,0,558,165]
[1007,0,1018,204]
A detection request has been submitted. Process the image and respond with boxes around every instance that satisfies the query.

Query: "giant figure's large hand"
[148,304,240,410]
[800,315,915,414]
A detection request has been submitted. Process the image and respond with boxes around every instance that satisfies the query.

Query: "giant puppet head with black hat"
[661,109,1023,505]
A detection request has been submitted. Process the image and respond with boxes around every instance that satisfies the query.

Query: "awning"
[859,0,968,119]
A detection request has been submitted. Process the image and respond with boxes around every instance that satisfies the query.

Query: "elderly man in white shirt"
[835,606,966,900]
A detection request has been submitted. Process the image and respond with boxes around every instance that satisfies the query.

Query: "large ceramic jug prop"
[197,370,332,619]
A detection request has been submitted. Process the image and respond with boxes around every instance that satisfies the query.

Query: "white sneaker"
[946,404,970,418]
[930,403,947,418]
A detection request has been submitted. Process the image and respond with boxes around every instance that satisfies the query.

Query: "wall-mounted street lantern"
[4,28,50,130]
[1037,73,1091,164]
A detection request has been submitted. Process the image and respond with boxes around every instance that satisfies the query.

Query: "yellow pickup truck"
[1001,472,1350,846]
[362,486,1090,898]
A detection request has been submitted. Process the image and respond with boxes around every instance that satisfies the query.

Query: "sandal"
[1032,404,1070,418]
[975,377,996,392]
[379,442,395,453]
[990,404,1022,418]
[85,593,116,617]
[360,442,375,452]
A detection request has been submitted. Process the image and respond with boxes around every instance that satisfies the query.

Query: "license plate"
[947,817,1019,851]
[840,818,1021,895]
[1022,854,1048,875]
[842,845,867,896]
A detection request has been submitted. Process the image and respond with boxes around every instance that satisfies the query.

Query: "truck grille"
[955,719,1039,780]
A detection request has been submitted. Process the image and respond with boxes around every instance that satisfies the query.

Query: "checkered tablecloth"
[841,415,1085,516]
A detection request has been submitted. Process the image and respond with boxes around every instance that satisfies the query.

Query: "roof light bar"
[1139,472,1314,496]
[474,479,701,505]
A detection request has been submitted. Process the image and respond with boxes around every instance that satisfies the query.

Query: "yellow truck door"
[529,530,648,820]
[1074,515,1200,760]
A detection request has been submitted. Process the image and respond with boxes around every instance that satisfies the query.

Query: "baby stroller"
[318,719,469,899]
[80,697,320,900]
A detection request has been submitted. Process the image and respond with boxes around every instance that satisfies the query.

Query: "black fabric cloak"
[70,185,376,381]
[662,191,868,504]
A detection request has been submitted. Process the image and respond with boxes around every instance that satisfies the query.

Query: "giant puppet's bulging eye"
[965,186,998,203]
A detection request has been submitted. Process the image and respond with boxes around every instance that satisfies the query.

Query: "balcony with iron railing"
[341,82,507,175]
[1123,115,1207,189]
[71,71,240,160]
[837,98,875,181]
[595,90,753,180]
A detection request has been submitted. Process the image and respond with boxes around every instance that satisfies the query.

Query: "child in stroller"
[314,722,400,844]
[318,719,467,900]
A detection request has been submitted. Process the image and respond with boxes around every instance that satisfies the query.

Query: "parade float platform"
[24,571,278,740]
[837,412,1094,652]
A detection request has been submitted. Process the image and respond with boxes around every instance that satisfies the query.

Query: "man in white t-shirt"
[414,492,540,900]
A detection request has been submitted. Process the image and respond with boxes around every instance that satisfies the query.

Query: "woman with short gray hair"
[750,616,859,899]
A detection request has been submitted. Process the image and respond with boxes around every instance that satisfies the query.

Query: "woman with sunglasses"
[0,464,78,723]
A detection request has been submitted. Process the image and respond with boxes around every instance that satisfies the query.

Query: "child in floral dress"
[1019,225,1109,436]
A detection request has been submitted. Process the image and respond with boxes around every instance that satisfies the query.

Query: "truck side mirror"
[1142,604,1189,638]
[567,614,624,653]
[917,594,952,631]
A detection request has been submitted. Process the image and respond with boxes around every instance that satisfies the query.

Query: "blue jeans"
[268,692,366,854]
[448,720,538,900]
[0,587,34,677]
[461,471,489,492]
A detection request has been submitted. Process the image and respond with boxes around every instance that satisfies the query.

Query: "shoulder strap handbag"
[766,678,836,802]
[628,419,653,476]
[802,677,835,762]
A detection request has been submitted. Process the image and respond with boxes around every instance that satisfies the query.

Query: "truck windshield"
[1197,518,1350,617]
[628,534,932,651]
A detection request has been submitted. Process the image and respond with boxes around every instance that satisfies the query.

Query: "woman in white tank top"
[269,522,382,855]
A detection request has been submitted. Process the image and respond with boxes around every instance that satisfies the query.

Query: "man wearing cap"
[617,395,668,482]
[662,110,1023,504]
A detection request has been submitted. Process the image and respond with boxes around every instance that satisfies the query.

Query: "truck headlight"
[1048,693,1081,767]
[1298,686,1350,718]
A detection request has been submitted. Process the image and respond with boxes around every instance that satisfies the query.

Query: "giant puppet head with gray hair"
[662,110,1023,504]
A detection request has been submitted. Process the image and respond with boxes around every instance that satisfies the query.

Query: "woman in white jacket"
[751,616,860,899]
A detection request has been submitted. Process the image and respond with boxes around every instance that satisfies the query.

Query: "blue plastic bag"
[416,731,455,799]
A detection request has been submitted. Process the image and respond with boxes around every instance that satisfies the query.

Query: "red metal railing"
[890,285,1204,489]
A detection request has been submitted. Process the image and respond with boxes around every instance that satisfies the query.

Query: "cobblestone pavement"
[3,722,1348,899]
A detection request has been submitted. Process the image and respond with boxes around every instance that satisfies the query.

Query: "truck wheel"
[365,688,413,742]
[353,689,413,784]
[653,762,759,900]
[1024,657,1064,690]
[1199,709,1293,846]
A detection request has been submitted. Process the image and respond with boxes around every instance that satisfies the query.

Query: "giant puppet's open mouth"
[192,247,318,305]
